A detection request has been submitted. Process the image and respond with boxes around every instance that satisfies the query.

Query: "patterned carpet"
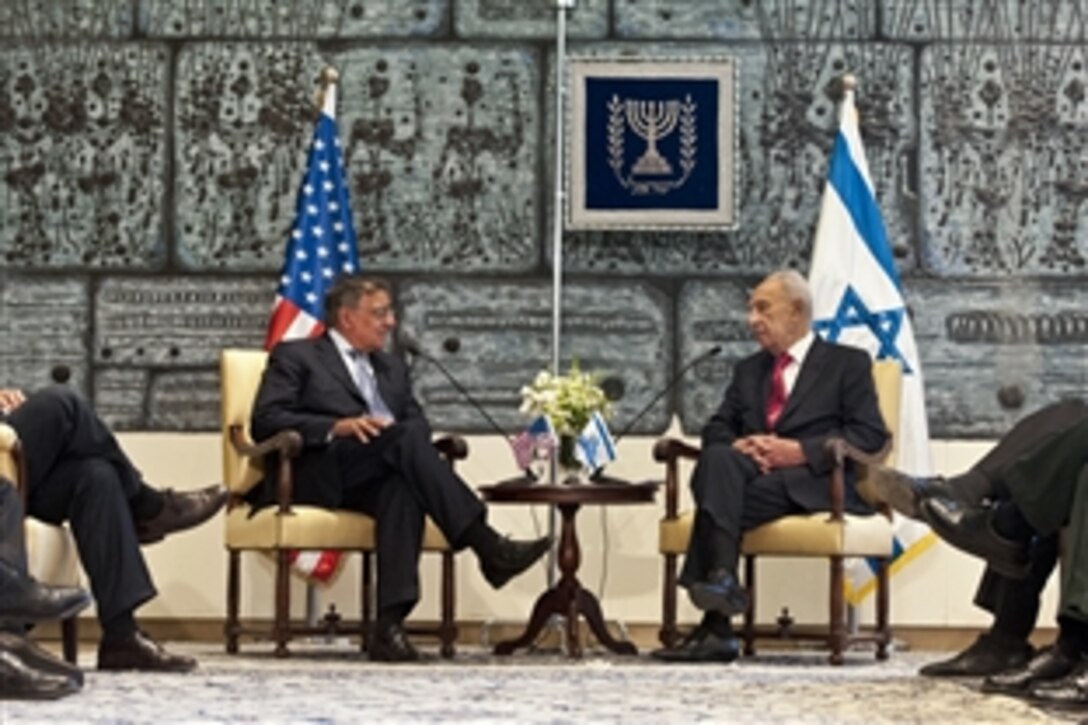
[1,642,1084,723]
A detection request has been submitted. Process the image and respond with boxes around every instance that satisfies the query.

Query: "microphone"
[588,345,722,482]
[398,332,537,481]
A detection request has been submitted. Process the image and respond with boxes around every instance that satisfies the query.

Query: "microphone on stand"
[589,345,723,483]
[397,332,537,482]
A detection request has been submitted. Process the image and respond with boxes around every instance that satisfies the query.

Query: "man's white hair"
[766,269,812,321]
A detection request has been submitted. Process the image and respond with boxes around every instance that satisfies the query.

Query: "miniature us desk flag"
[264,67,358,583]
[808,74,937,605]
[511,414,557,471]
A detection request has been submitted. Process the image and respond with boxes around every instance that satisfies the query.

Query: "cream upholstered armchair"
[0,422,83,663]
[656,359,901,665]
[220,349,460,658]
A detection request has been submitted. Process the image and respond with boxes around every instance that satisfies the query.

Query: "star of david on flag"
[807,76,936,606]
[263,74,359,584]
[574,411,617,471]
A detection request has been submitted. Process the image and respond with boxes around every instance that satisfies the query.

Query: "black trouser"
[949,400,1088,637]
[0,481,27,577]
[679,443,804,588]
[4,387,156,625]
[332,419,485,613]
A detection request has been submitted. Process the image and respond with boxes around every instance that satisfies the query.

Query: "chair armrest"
[229,426,303,513]
[824,437,894,520]
[0,422,28,508]
[653,437,701,519]
[433,434,468,462]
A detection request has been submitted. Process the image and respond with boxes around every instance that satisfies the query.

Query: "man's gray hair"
[767,269,812,320]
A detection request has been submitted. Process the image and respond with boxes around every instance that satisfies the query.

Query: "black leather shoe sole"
[981,649,1080,695]
[650,634,740,664]
[689,581,750,617]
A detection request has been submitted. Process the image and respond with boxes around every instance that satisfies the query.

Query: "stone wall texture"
[1,0,1086,436]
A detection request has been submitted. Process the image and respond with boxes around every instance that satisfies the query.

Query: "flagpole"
[306,65,341,633]
[543,0,574,648]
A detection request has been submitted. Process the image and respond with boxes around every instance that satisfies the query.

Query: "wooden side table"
[480,477,658,658]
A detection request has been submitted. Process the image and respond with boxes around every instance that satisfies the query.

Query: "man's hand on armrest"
[330,415,393,444]
[0,389,26,415]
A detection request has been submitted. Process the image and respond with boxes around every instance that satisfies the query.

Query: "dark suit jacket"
[702,337,890,514]
[248,335,429,509]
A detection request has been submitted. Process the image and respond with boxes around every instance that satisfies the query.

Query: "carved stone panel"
[175,43,539,273]
[881,0,1088,41]
[174,43,328,270]
[96,368,222,431]
[676,280,759,434]
[455,0,608,39]
[0,43,167,268]
[919,43,1088,277]
[550,42,915,276]
[0,1,133,38]
[94,277,268,367]
[143,0,447,37]
[335,46,539,272]
[398,279,672,435]
[906,280,1088,438]
[615,0,875,39]
[0,276,89,395]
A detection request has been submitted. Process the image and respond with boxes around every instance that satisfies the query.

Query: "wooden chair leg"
[743,555,756,656]
[274,549,290,658]
[440,550,456,659]
[876,557,890,660]
[660,553,678,648]
[60,617,78,665]
[828,555,845,665]
[226,549,240,654]
[361,551,373,653]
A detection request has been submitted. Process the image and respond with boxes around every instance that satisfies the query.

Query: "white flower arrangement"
[518,362,612,437]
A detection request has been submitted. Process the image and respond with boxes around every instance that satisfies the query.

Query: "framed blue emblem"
[567,57,737,230]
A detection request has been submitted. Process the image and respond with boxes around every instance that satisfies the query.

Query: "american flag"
[264,74,358,584]
[510,414,557,471]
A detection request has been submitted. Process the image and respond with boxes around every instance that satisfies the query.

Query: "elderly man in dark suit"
[653,269,890,663]
[250,274,550,662]
[1,386,226,671]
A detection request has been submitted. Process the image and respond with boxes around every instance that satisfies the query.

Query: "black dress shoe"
[0,632,82,686]
[0,559,91,624]
[0,647,80,700]
[136,484,228,544]
[369,622,420,663]
[688,570,750,617]
[479,536,552,589]
[981,646,1081,695]
[868,467,952,520]
[920,497,1030,579]
[1030,665,1088,708]
[919,633,1033,677]
[97,630,197,672]
[651,626,740,664]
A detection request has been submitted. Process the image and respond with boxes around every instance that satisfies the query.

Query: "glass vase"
[557,435,583,484]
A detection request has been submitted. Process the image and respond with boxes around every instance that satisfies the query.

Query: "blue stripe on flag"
[827,133,902,290]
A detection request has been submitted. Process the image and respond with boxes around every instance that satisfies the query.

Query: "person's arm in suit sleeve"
[700,363,746,448]
[251,344,337,448]
[797,349,890,476]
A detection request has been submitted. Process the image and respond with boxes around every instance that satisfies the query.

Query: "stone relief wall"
[0,0,1085,437]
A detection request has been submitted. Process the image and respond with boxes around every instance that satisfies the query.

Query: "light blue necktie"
[352,352,394,420]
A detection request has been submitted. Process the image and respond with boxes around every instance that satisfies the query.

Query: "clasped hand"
[0,388,26,415]
[733,434,805,474]
[332,415,393,443]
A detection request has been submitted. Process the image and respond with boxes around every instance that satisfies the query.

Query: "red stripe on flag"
[265,299,301,350]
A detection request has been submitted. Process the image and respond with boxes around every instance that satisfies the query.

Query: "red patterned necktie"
[765,352,792,430]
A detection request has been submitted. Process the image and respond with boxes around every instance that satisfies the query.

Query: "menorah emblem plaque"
[607,93,698,194]
[626,100,680,175]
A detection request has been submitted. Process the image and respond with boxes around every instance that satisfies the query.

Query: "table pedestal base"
[492,502,637,658]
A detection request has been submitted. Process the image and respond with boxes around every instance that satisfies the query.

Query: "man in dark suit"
[250,274,551,662]
[653,270,890,663]
[870,399,1088,678]
[1,478,88,700]
[904,419,1088,706]
[1,386,227,671]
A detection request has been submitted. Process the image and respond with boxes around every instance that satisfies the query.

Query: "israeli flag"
[808,76,936,605]
[574,411,617,471]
